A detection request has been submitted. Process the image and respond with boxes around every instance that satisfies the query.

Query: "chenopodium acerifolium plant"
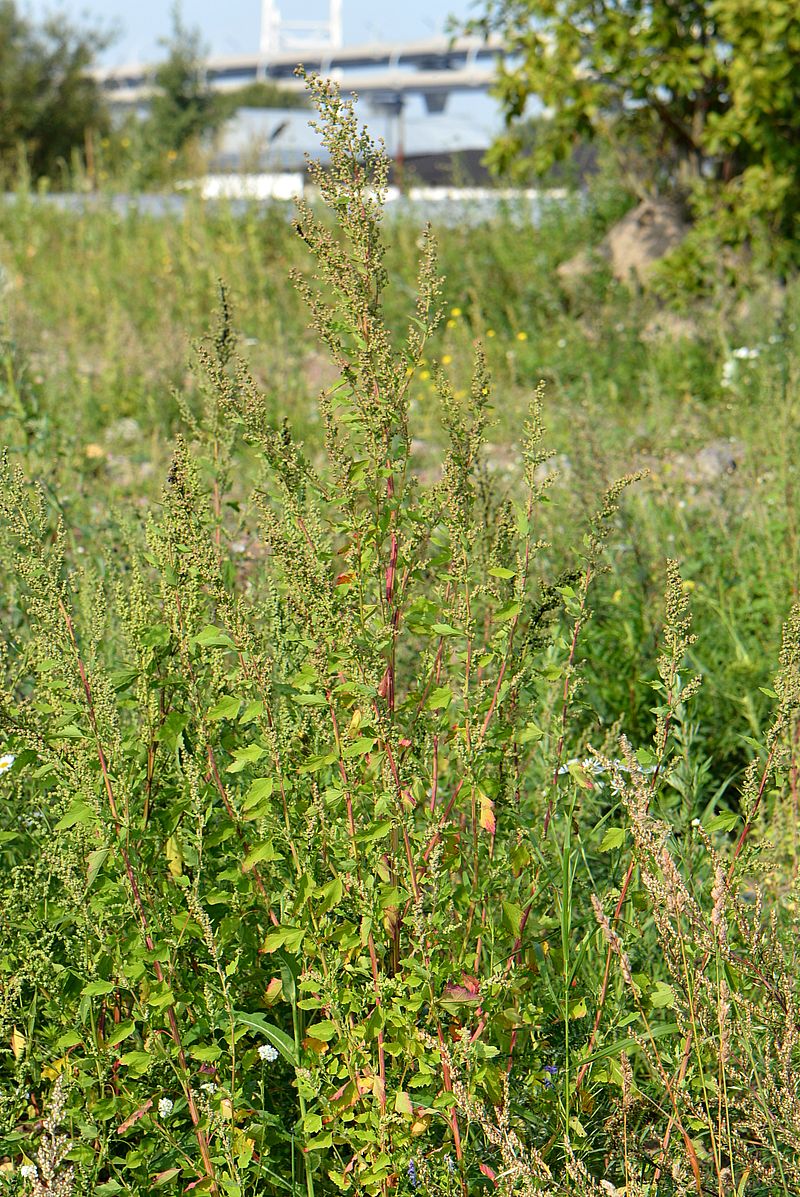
[0,72,641,1196]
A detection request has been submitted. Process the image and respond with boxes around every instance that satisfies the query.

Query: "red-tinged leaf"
[479,1162,498,1184]
[117,1099,153,1134]
[479,792,496,834]
[460,973,481,994]
[336,572,354,585]
[442,984,481,1003]
[153,1167,182,1185]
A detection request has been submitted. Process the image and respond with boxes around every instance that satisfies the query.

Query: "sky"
[23,1,481,64]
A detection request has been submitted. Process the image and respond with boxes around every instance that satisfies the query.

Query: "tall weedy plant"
[8,71,799,1197]
[0,71,623,1196]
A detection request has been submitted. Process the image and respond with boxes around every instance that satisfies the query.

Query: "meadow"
[1,78,800,1196]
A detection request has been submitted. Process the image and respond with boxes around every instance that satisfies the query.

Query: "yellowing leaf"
[42,1053,70,1079]
[394,1090,413,1117]
[165,835,183,878]
[11,1027,26,1060]
[346,708,362,737]
[479,791,496,835]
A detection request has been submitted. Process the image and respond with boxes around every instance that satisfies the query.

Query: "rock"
[692,439,745,482]
[604,199,689,285]
[557,198,689,292]
[556,248,596,290]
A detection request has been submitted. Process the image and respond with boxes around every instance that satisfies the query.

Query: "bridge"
[93,32,506,112]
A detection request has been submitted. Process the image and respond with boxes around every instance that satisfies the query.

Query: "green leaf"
[226,744,266,772]
[495,600,521,621]
[355,819,393,845]
[426,686,452,711]
[243,777,274,808]
[308,1020,338,1042]
[599,827,625,853]
[208,695,241,721]
[105,1020,136,1048]
[242,841,280,871]
[488,566,516,579]
[235,1012,298,1066]
[650,982,677,1009]
[55,801,96,830]
[81,980,116,997]
[195,625,236,649]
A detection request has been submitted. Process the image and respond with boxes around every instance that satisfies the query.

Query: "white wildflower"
[20,1164,38,1179]
[200,1081,217,1095]
[731,345,759,360]
[158,1097,174,1119]
[0,753,15,775]
[258,1043,279,1063]
[581,757,604,776]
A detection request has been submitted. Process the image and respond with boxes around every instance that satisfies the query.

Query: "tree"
[476,0,800,257]
[0,0,110,182]
[142,7,221,163]
[133,6,306,185]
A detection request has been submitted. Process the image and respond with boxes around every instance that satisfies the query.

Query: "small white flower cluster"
[19,1164,38,1180]
[158,1097,174,1119]
[721,345,759,389]
[258,1043,279,1063]
[0,753,16,775]
[200,1081,217,1095]
[558,756,656,794]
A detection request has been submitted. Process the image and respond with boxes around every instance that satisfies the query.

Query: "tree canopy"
[478,0,800,256]
[0,0,109,182]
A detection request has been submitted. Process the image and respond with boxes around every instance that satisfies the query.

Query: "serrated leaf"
[208,696,241,721]
[243,777,274,808]
[308,1020,338,1042]
[55,801,96,830]
[195,625,236,649]
[105,1020,136,1048]
[599,827,625,853]
[355,819,393,845]
[426,686,452,711]
[650,981,677,1009]
[242,841,279,871]
[495,600,521,621]
[81,980,116,997]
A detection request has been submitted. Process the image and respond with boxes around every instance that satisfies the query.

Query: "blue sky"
[23,1,480,63]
